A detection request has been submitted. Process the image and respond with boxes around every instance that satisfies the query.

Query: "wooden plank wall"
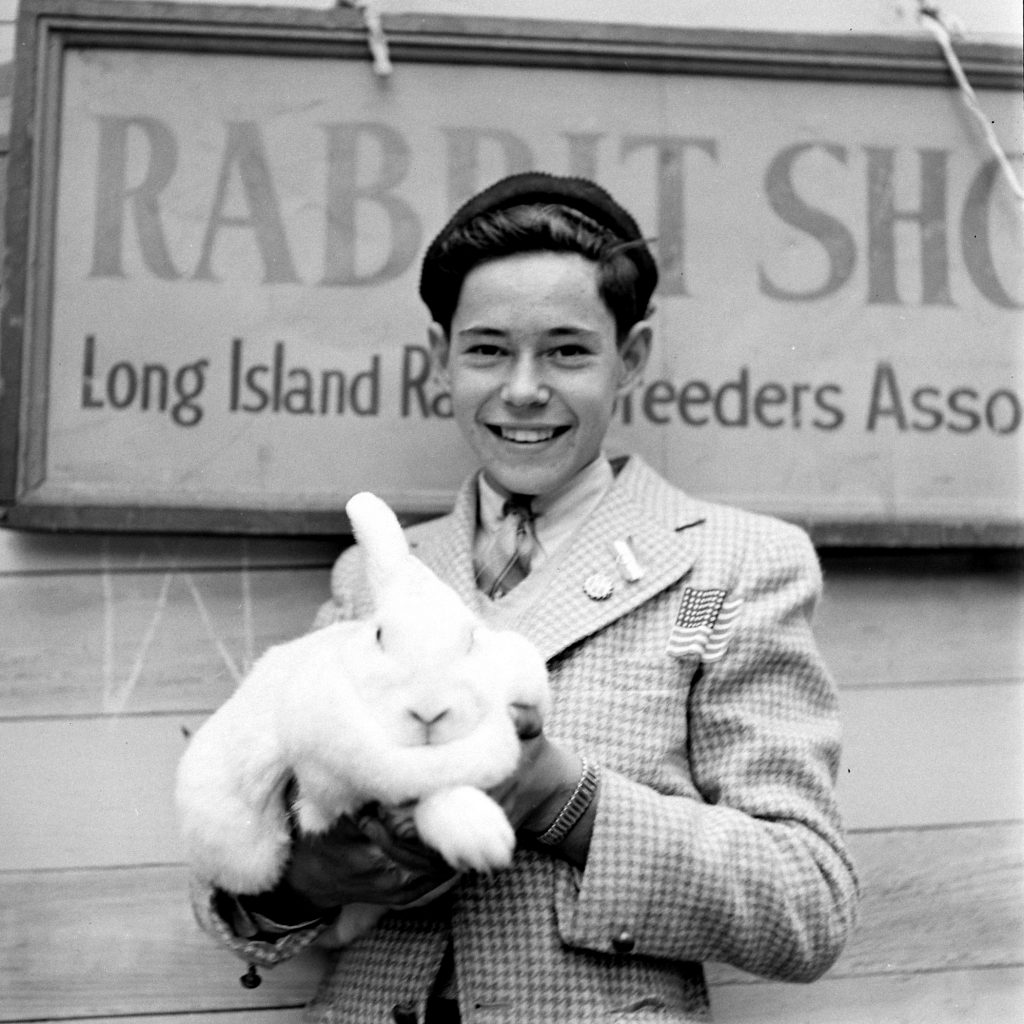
[2,531,1022,1023]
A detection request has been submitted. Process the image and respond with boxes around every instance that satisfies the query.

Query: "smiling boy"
[428,248,650,501]
[193,173,858,1024]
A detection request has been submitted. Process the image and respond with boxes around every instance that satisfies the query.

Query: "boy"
[194,173,858,1023]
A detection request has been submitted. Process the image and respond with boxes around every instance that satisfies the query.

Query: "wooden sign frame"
[1,0,1021,542]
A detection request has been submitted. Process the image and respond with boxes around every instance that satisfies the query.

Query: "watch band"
[534,758,600,846]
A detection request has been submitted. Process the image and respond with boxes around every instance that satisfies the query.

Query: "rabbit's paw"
[293,796,333,835]
[414,786,515,873]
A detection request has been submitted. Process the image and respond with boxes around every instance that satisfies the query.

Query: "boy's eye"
[546,344,592,363]
[459,343,509,364]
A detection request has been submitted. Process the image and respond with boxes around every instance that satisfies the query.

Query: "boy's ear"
[616,320,653,395]
[427,322,452,387]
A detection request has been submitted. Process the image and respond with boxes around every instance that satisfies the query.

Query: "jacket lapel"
[405,458,707,665]
[508,458,705,662]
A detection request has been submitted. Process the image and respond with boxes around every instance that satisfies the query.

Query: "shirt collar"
[476,455,614,562]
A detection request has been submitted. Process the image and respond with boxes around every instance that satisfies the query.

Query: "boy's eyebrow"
[453,324,603,345]
[546,325,594,337]
[455,325,507,338]
[458,323,596,336]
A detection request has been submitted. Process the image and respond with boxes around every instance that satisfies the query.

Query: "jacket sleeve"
[313,542,364,628]
[189,877,332,969]
[554,519,859,982]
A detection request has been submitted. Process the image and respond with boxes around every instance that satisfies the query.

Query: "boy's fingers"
[510,702,543,739]
[358,805,452,875]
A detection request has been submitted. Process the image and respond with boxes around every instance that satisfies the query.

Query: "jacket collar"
[409,456,705,662]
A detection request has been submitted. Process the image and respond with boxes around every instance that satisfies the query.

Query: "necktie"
[481,495,536,598]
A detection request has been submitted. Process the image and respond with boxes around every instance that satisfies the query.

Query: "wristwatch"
[533,758,600,846]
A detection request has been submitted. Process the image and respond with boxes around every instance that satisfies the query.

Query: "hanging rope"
[357,1,393,77]
[338,1,393,77]
[918,2,1024,203]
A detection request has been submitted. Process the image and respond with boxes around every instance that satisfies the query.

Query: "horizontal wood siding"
[710,967,1024,1024]
[0,563,332,717]
[1,825,1020,1020]
[4,541,1021,718]
[3,680,1022,872]
[0,866,326,1020]
[1,534,1021,1022]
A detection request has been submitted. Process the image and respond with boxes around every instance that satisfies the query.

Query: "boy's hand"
[486,731,582,835]
[269,811,457,918]
[509,702,544,740]
[488,710,597,868]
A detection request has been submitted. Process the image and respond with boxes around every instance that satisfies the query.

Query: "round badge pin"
[583,573,615,601]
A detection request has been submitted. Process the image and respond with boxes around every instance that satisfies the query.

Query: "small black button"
[239,964,262,988]
[612,929,636,953]
[392,1001,418,1024]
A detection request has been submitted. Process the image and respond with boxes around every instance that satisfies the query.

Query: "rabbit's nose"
[408,707,450,728]
[408,707,452,744]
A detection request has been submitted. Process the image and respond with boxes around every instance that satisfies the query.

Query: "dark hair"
[419,173,657,341]
[421,202,652,340]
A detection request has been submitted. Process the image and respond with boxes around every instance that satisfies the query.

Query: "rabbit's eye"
[375,626,383,646]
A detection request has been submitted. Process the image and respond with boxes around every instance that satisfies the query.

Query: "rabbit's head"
[339,493,549,757]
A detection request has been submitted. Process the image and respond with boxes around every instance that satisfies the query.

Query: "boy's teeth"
[501,427,555,443]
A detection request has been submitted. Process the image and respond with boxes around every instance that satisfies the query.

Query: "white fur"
[176,491,549,945]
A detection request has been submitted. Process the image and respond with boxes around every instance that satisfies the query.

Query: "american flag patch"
[666,588,743,662]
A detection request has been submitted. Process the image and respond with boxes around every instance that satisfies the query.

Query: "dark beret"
[419,171,657,313]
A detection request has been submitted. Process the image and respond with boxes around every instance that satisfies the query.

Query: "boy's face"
[429,251,651,498]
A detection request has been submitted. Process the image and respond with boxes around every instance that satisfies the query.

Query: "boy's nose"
[501,359,550,406]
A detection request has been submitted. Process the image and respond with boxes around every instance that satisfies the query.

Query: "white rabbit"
[176,491,550,945]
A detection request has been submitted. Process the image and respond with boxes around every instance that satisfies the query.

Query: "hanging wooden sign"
[1,0,1021,541]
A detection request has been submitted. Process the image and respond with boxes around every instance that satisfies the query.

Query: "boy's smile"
[429,252,651,499]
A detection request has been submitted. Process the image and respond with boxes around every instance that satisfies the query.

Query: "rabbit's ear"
[347,490,477,655]
[346,492,409,602]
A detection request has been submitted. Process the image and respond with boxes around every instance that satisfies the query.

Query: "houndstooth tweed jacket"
[194,455,858,1023]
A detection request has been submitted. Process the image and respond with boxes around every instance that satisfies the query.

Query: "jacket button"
[392,1001,418,1024]
[612,929,636,953]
